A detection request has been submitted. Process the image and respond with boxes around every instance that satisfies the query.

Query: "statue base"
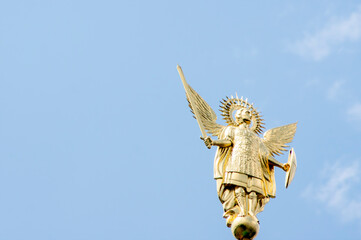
[231,216,259,240]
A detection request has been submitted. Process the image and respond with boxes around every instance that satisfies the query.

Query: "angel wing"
[178,65,224,137]
[262,122,297,157]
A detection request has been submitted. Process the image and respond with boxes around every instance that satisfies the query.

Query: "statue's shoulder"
[224,125,236,132]
[220,125,236,139]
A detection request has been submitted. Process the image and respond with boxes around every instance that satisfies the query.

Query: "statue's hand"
[283,163,290,172]
[200,136,213,149]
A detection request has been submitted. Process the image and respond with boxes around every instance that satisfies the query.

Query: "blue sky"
[1,1,361,240]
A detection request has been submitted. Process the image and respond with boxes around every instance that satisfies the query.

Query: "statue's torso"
[226,125,262,179]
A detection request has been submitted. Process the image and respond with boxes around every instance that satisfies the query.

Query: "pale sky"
[1,1,361,240]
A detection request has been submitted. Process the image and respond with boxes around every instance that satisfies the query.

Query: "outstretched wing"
[185,83,225,137]
[262,122,297,157]
[178,65,225,137]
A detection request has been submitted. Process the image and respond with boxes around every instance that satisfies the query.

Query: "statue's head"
[220,96,264,134]
[235,108,251,125]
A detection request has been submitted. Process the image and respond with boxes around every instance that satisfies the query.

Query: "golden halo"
[219,95,265,135]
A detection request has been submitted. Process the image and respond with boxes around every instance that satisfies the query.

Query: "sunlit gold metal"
[177,65,209,142]
[178,65,298,240]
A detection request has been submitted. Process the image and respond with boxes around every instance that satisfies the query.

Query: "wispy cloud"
[327,80,345,100]
[347,103,361,121]
[324,81,361,125]
[289,6,361,61]
[303,161,361,223]
[232,46,259,60]
[305,78,321,88]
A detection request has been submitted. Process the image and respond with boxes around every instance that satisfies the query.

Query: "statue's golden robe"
[214,125,276,198]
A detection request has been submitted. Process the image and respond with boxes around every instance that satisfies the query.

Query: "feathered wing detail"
[262,122,297,157]
[185,83,225,137]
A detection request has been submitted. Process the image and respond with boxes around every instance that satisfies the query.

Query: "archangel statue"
[178,65,297,240]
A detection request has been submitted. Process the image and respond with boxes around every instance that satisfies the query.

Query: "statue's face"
[235,109,251,124]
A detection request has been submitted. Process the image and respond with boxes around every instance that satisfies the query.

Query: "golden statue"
[178,65,297,240]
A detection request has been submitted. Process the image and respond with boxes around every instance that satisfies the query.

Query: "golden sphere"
[231,216,259,240]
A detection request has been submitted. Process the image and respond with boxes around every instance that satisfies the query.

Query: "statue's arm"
[268,155,289,171]
[212,139,232,147]
[201,136,232,148]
